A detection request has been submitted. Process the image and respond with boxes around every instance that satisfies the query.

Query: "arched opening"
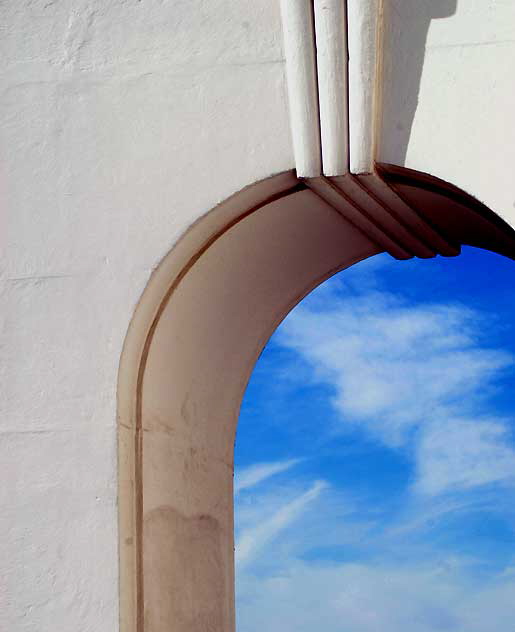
[117,167,515,632]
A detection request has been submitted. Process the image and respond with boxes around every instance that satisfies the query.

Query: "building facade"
[3,1,515,631]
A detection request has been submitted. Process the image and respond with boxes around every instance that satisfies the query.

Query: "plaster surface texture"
[378,0,515,224]
[0,2,293,630]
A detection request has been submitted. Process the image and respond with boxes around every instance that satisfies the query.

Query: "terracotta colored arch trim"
[118,167,515,632]
[379,162,515,249]
[132,178,306,629]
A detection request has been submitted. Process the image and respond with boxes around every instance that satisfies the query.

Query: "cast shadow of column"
[379,0,457,166]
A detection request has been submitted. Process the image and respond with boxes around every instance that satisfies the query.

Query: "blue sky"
[234,247,515,632]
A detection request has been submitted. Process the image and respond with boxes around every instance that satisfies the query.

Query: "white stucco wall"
[379,0,515,224]
[1,2,293,630]
[2,1,515,630]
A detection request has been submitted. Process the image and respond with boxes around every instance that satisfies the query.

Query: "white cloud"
[235,480,327,568]
[235,459,301,495]
[384,495,480,539]
[279,293,511,442]
[237,556,515,632]
[235,470,515,632]
[415,416,515,495]
[235,462,515,631]
[276,289,515,493]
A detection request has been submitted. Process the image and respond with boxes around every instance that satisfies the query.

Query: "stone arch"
[117,166,515,632]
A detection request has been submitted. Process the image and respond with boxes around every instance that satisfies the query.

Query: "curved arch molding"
[117,166,515,632]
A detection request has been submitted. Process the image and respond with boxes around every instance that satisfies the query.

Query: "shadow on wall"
[380,0,457,165]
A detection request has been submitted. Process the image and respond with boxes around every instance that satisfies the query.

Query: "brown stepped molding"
[356,172,460,258]
[304,171,461,260]
[304,165,515,261]
[305,175,414,259]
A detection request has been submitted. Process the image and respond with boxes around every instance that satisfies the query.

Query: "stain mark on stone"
[143,506,228,632]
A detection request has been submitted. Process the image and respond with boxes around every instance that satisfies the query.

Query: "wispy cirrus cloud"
[235,464,515,632]
[235,467,515,632]
[236,479,327,568]
[235,458,301,494]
